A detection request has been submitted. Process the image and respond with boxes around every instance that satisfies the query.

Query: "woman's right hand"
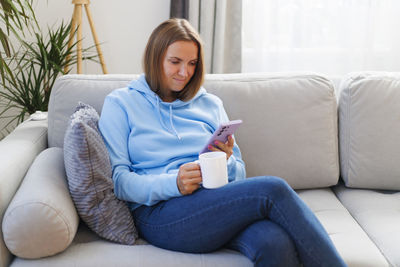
[177,162,202,195]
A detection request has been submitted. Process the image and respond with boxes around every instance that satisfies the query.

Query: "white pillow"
[2,147,79,259]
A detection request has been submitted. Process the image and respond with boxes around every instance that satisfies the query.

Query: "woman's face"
[162,40,198,101]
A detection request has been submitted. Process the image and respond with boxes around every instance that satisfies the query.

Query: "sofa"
[0,72,399,267]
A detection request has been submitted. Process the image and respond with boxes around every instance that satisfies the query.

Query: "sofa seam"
[344,77,354,184]
[58,73,328,84]
[347,78,352,184]
[206,75,329,83]
[330,82,340,183]
[31,127,48,145]
[58,75,133,83]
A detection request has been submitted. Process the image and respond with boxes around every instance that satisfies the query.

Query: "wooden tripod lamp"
[65,0,107,74]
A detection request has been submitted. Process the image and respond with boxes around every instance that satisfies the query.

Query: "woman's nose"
[178,64,188,77]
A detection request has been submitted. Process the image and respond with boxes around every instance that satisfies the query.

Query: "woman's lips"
[174,78,186,83]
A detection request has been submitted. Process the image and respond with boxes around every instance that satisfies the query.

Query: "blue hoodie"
[99,75,246,210]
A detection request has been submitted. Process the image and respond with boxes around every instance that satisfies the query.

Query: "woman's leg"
[227,220,300,267]
[133,176,346,267]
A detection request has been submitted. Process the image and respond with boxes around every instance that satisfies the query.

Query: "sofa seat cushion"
[338,72,400,190]
[2,148,79,259]
[297,188,389,267]
[64,102,137,245]
[10,223,252,267]
[334,184,400,267]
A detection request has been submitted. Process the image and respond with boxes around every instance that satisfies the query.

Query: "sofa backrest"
[48,74,138,149]
[339,72,400,190]
[49,73,339,189]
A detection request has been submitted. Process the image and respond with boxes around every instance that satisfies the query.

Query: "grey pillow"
[64,102,138,245]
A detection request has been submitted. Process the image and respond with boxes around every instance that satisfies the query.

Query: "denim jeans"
[133,176,347,267]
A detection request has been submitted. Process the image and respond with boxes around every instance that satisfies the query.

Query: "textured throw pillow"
[64,102,138,245]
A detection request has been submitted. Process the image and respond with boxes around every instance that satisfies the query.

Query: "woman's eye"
[171,61,179,64]
[190,61,197,66]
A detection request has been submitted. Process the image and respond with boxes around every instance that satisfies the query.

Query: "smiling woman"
[98,18,346,267]
[161,41,198,102]
[142,18,204,102]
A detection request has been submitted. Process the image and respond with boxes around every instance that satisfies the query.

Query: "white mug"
[197,151,228,189]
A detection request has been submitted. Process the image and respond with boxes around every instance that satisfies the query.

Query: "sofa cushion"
[63,102,138,245]
[2,147,79,259]
[205,73,339,189]
[334,184,400,267]
[10,223,252,267]
[339,72,400,189]
[48,74,138,148]
[297,188,389,267]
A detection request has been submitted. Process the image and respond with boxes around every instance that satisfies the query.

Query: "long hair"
[142,18,205,101]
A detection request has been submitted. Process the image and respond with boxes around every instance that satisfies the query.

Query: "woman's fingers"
[177,162,202,195]
[181,162,200,173]
[227,135,234,146]
[208,135,234,159]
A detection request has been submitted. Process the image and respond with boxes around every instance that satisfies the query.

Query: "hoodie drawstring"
[156,97,181,140]
[169,105,181,140]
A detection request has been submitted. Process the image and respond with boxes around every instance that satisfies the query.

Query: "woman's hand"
[177,162,202,195]
[208,135,234,160]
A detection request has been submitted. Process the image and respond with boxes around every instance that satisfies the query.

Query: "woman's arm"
[208,99,246,182]
[99,96,182,206]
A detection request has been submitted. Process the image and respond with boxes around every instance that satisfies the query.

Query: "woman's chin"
[171,86,186,92]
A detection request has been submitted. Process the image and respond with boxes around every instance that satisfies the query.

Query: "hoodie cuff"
[227,154,236,169]
[227,155,237,181]
[164,173,183,197]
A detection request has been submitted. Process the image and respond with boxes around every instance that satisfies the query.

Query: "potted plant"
[0,0,96,138]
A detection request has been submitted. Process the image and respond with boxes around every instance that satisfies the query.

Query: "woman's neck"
[162,97,175,103]
[159,90,178,102]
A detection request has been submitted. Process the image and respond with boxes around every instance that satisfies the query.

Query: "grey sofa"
[0,72,399,267]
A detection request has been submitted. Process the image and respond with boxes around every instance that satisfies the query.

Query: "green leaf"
[0,14,99,134]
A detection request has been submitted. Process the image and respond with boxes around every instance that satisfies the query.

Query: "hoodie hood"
[128,74,206,108]
[128,74,206,139]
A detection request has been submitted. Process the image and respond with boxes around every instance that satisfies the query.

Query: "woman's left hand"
[208,135,234,160]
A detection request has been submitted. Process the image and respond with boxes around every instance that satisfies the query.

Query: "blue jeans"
[133,176,346,267]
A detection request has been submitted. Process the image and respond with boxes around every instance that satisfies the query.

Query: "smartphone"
[200,120,243,154]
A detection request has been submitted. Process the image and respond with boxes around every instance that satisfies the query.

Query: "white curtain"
[189,0,242,73]
[242,0,400,75]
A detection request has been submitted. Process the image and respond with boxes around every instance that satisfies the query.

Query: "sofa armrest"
[0,119,48,267]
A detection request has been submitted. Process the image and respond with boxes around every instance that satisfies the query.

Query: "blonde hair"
[143,18,205,101]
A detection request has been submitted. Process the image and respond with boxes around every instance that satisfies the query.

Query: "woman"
[99,18,346,267]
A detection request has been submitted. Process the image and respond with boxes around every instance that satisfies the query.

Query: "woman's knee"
[245,176,294,198]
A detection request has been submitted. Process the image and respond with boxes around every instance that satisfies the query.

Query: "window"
[242,0,400,75]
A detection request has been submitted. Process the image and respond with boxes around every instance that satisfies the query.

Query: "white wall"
[34,0,170,74]
[0,0,170,138]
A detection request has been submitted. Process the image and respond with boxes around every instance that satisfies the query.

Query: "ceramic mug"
[197,151,228,189]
